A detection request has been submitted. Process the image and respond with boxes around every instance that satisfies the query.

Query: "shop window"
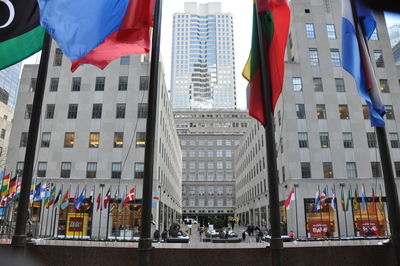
[304,198,338,238]
[352,195,387,236]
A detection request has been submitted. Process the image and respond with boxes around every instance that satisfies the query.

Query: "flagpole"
[356,185,363,236]
[379,184,389,236]
[326,186,331,238]
[255,2,283,264]
[123,185,127,241]
[139,0,162,264]
[12,32,52,247]
[98,184,104,240]
[45,184,51,237]
[106,185,111,240]
[343,185,348,237]
[49,185,55,237]
[349,0,400,254]
[294,184,299,238]
[363,184,372,235]
[65,183,71,239]
[318,185,323,238]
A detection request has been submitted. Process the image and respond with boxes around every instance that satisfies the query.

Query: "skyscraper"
[170,2,237,109]
[0,62,22,108]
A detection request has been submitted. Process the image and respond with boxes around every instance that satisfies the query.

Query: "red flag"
[122,187,135,208]
[96,187,103,211]
[103,188,111,209]
[71,0,155,72]
[372,187,376,212]
[8,176,17,195]
[242,0,290,125]
[283,187,295,209]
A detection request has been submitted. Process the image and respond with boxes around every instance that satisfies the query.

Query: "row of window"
[292,77,392,93]
[299,161,400,179]
[297,131,400,149]
[20,131,146,148]
[53,48,131,66]
[307,48,384,68]
[304,23,379,41]
[182,160,232,169]
[24,103,148,120]
[16,161,145,179]
[180,139,239,146]
[294,104,395,120]
[182,172,233,182]
[182,149,233,158]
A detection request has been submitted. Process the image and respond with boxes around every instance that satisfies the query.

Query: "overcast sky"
[23,2,400,110]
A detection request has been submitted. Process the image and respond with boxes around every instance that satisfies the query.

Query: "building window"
[339,104,350,119]
[111,162,122,179]
[217,161,223,169]
[362,105,370,119]
[41,132,51,148]
[140,76,149,91]
[313,78,323,92]
[390,133,400,148]
[316,104,326,119]
[120,56,130,65]
[54,48,63,66]
[292,77,302,91]
[374,50,384,67]
[89,132,100,148]
[60,162,71,178]
[298,132,309,148]
[320,132,330,148]
[296,104,306,119]
[71,77,81,91]
[136,132,146,147]
[309,48,319,66]
[367,132,377,148]
[25,104,32,119]
[95,77,105,91]
[86,162,97,178]
[29,78,37,92]
[67,104,78,119]
[64,132,75,148]
[394,162,400,178]
[346,162,358,178]
[114,132,124,148]
[343,132,354,148]
[335,78,345,92]
[371,162,382,177]
[16,162,24,176]
[45,104,55,119]
[379,79,390,93]
[20,132,28,147]
[326,24,336,39]
[301,162,311,179]
[330,49,341,67]
[92,104,102,119]
[37,162,47,177]
[0,129,5,139]
[385,105,395,120]
[135,162,144,179]
[370,28,379,40]
[118,76,128,91]
[49,78,59,92]
[226,161,232,169]
[116,103,126,119]
[137,103,148,118]
[323,162,333,178]
[306,23,315,38]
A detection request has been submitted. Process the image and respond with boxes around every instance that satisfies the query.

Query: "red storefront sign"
[309,221,330,238]
[68,217,84,232]
[358,220,378,236]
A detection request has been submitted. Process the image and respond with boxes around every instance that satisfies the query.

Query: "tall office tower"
[170,2,237,109]
[388,24,400,47]
[0,62,22,108]
[235,0,400,239]
[174,109,250,225]
[6,43,182,238]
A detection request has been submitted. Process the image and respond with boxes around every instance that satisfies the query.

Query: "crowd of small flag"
[284,184,386,213]
[0,172,161,212]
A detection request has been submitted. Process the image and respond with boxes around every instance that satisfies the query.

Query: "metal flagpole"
[326,186,331,238]
[294,184,299,238]
[65,183,71,239]
[318,185,323,238]
[44,184,52,236]
[139,0,162,264]
[106,185,111,240]
[49,184,56,237]
[356,185,363,236]
[12,33,52,247]
[255,2,283,264]
[98,184,104,240]
[363,184,372,234]
[123,185,127,241]
[333,184,340,238]
[343,185,348,237]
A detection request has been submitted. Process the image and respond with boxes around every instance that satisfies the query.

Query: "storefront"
[304,198,338,238]
[111,200,142,239]
[58,199,93,238]
[352,197,387,236]
[279,203,287,235]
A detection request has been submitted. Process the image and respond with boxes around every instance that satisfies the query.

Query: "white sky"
[23,2,400,110]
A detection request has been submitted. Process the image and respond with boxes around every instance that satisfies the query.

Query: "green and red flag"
[345,186,351,212]
[340,186,345,212]
[46,185,56,208]
[0,173,11,197]
[0,0,45,70]
[242,0,290,125]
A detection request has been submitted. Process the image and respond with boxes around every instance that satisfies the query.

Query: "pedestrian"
[154,229,160,241]
[289,230,295,239]
[199,228,203,241]
[161,227,168,241]
[245,230,250,243]
[242,230,246,241]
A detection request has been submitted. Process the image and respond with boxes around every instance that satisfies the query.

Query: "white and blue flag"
[342,0,385,127]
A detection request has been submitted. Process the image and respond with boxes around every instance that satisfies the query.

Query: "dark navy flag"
[342,0,385,127]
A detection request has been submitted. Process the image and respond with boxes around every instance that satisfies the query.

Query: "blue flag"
[314,191,320,212]
[342,0,385,127]
[74,188,85,210]
[33,182,41,201]
[361,185,367,211]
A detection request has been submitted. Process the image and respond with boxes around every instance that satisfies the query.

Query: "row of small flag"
[0,172,21,207]
[284,184,386,213]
